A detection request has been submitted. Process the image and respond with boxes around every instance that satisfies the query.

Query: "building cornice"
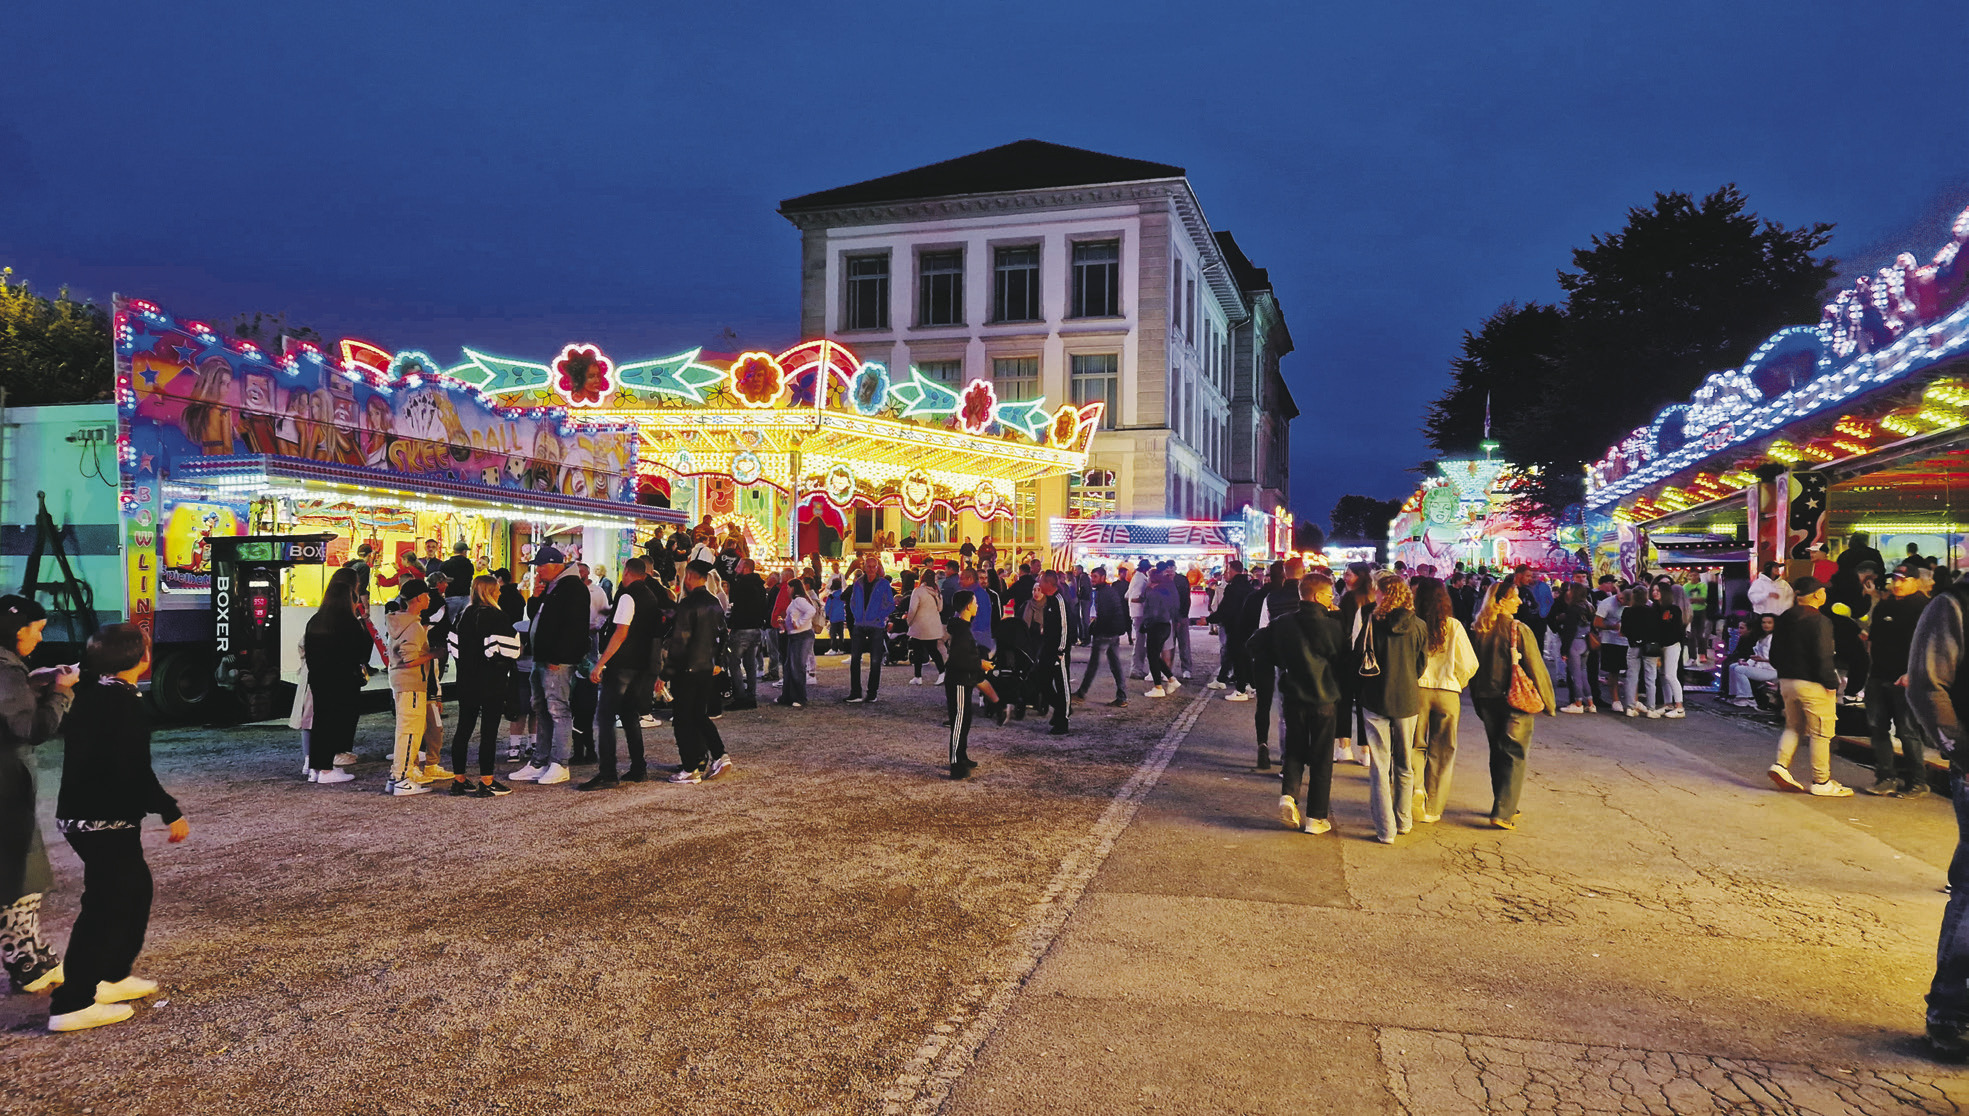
[779,179,1183,230]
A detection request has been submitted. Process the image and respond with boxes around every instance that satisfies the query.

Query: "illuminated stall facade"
[1584,205,1969,572]
[1389,458,1575,574]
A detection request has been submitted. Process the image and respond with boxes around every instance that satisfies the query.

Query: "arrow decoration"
[890,367,961,419]
[616,349,726,403]
[451,348,552,393]
[993,398,1051,441]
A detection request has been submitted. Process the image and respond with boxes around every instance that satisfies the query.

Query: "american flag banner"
[1050,519,1238,551]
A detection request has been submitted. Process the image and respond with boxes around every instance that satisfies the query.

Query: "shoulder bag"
[1507,623,1544,713]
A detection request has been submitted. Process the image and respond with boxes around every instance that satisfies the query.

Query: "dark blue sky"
[4,1,1965,526]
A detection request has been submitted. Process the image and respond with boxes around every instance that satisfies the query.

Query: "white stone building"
[778,140,1294,550]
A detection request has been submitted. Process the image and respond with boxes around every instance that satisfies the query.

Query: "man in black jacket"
[726,559,771,710]
[581,558,664,790]
[1248,572,1345,835]
[665,560,731,784]
[1073,567,1130,707]
[1033,572,1072,735]
[516,545,590,786]
[1768,577,1853,796]
[1865,566,1933,797]
[1211,561,1253,690]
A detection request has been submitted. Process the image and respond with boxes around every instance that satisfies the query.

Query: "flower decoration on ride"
[388,350,443,386]
[552,344,614,407]
[731,450,763,486]
[973,479,1002,519]
[823,463,856,508]
[901,470,934,520]
[729,351,788,409]
[959,379,998,434]
[850,361,890,416]
[1048,404,1080,447]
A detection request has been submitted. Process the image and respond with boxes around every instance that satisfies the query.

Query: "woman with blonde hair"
[1468,580,1556,830]
[447,574,519,797]
[1357,572,1427,842]
[1411,576,1477,824]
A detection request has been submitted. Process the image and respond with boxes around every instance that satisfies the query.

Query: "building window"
[843,254,889,331]
[918,360,963,386]
[1071,353,1118,430]
[1185,276,1197,344]
[993,246,1040,323]
[1071,468,1116,519]
[1070,240,1120,318]
[1014,479,1039,546]
[993,357,1038,402]
[918,250,964,327]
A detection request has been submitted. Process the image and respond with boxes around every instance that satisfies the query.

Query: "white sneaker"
[1302,817,1332,835]
[1625,707,1640,718]
[1810,779,1855,797]
[313,768,355,784]
[1224,690,1251,702]
[508,763,545,782]
[536,763,570,785]
[1206,680,1227,690]
[95,976,158,1003]
[1279,794,1302,829]
[908,677,923,686]
[1335,742,1358,763]
[1559,703,1584,714]
[1181,671,1192,679]
[1610,702,1625,713]
[48,1002,134,1033]
[934,672,946,685]
[1145,686,1168,698]
[1421,813,1441,824]
[1663,708,1686,719]
[1767,763,1807,793]
[1644,707,1663,719]
[1165,677,1181,689]
[707,755,733,779]
[388,779,432,796]
[333,752,358,766]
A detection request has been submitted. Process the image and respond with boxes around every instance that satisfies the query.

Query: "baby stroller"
[991,615,1035,720]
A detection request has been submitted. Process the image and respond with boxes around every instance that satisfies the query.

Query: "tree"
[1329,494,1404,544]
[228,310,323,355]
[1293,520,1326,554]
[0,268,113,406]
[1422,185,1836,517]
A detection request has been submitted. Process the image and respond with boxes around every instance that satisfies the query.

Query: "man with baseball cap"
[513,545,586,786]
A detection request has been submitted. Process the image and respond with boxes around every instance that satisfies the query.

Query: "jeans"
[731,628,764,704]
[780,632,813,705]
[1868,683,1929,788]
[47,828,152,1017]
[1280,701,1337,823]
[671,670,725,773]
[596,667,654,777]
[1927,772,1969,1027]
[1564,636,1592,706]
[1144,621,1173,687]
[848,627,886,699]
[1171,617,1192,673]
[1728,661,1778,700]
[1638,643,1685,708]
[910,638,946,678]
[1216,626,1235,683]
[1475,696,1534,820]
[1361,710,1419,839]
[1418,687,1461,819]
[1129,616,1150,674]
[1078,635,1126,698]
[826,621,846,655]
[530,663,575,766]
[1077,598,1093,644]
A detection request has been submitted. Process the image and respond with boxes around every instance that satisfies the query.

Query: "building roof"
[778,140,1186,212]
[1213,231,1270,292]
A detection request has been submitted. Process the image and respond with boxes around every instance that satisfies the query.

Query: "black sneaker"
[1048,725,1069,736]
[1257,744,1272,770]
[991,704,1010,726]
[1010,706,1026,721]
[622,765,647,783]
[1901,782,1932,800]
[950,762,969,780]
[578,774,621,791]
[468,782,498,799]
[1105,698,1127,708]
[863,695,879,704]
[485,779,513,796]
[1929,1022,1969,1062]
[448,780,476,797]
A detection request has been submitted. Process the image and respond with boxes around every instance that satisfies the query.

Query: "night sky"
[4,1,1965,527]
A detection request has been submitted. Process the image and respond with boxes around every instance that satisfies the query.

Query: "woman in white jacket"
[1412,576,1478,824]
[905,573,946,685]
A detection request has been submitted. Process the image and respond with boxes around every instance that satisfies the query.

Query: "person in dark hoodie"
[1904,555,1969,1060]
[1247,571,1345,835]
[0,596,74,999]
[47,623,185,1033]
[515,545,590,786]
[1227,563,1280,705]
[943,591,1006,779]
[1358,572,1429,843]
[1767,576,1852,797]
[1333,563,1376,765]
[1074,566,1131,707]
[1865,565,1934,798]
[1210,560,1254,691]
[663,560,733,784]
[445,574,520,797]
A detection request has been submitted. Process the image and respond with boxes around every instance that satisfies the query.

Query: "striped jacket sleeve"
[485,633,522,660]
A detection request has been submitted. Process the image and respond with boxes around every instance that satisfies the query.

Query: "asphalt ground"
[11,639,1968,1115]
[0,645,1206,1116]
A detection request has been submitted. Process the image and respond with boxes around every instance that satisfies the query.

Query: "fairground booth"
[1390,457,1578,575]
[1047,504,1294,575]
[1584,204,1969,585]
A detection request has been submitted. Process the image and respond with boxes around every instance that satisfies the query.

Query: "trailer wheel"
[150,647,216,719]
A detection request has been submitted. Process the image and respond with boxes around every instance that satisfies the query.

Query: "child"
[49,623,187,1032]
[384,578,438,795]
[944,591,1005,780]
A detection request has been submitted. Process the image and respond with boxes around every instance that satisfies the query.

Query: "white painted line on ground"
[882,687,1215,1116]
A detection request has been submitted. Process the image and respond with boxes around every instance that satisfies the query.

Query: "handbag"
[1506,624,1545,713]
[1355,613,1381,678]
